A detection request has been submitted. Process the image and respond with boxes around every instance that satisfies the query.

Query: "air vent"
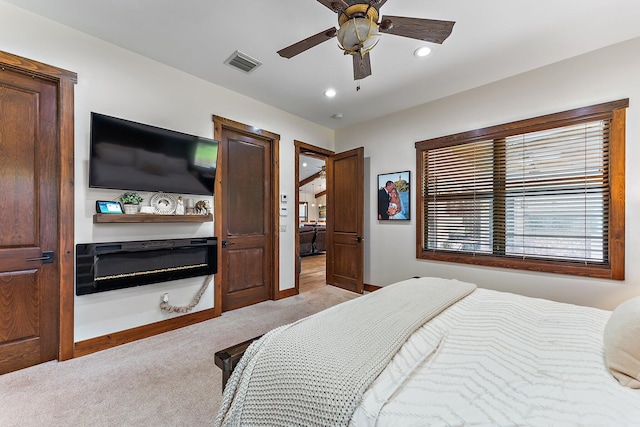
[224,50,262,74]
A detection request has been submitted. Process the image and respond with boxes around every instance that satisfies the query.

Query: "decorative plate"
[150,192,177,215]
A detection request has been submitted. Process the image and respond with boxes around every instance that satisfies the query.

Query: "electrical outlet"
[162,293,169,303]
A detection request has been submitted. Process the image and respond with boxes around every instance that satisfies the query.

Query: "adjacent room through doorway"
[298,153,327,293]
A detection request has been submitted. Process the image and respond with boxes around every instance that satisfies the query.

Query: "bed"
[214,277,640,426]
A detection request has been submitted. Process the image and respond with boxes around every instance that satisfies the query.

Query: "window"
[416,99,627,279]
[299,202,308,222]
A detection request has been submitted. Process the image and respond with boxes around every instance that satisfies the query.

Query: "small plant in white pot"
[119,192,144,214]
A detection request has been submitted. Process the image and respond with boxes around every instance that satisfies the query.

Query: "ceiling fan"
[277,0,455,80]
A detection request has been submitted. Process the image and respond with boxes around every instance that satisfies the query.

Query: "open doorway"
[295,141,334,294]
[299,154,327,293]
[295,141,365,295]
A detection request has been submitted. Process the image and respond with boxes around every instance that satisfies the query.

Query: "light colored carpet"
[0,285,359,426]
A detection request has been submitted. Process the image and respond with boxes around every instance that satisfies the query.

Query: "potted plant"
[119,191,144,214]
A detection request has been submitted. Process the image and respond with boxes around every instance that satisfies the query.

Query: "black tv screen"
[89,112,218,195]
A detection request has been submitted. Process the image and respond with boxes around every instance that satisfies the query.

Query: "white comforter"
[216,278,475,426]
[350,288,640,426]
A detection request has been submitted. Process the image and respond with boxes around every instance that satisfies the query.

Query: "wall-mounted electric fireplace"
[76,237,217,295]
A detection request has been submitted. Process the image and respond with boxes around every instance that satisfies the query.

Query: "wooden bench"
[214,336,262,391]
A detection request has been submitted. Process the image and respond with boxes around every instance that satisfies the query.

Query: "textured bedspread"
[351,288,640,426]
[215,277,476,427]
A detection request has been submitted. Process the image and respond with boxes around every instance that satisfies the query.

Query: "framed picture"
[318,204,326,221]
[377,171,410,220]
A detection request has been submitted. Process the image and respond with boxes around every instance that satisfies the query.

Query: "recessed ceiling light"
[414,46,432,57]
[324,88,337,98]
[302,162,308,167]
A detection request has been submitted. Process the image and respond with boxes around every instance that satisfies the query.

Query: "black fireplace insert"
[76,237,217,295]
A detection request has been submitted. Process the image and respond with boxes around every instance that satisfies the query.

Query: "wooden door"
[0,67,60,374]
[326,147,364,293]
[218,126,275,311]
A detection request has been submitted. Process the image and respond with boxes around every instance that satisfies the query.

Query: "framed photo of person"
[377,171,410,221]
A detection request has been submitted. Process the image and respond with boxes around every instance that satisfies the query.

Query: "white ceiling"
[6,0,640,130]
[300,155,326,179]
[300,155,326,196]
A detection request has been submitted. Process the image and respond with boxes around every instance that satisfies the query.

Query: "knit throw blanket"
[215,277,476,427]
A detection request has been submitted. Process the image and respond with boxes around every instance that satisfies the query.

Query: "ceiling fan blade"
[379,15,455,44]
[316,0,349,13]
[370,0,389,9]
[277,28,338,59]
[353,52,372,80]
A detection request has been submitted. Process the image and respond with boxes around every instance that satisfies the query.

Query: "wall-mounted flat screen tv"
[89,112,218,195]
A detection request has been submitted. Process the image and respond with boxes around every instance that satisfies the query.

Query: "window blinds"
[424,120,609,264]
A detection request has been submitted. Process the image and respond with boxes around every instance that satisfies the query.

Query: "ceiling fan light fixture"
[337,16,380,55]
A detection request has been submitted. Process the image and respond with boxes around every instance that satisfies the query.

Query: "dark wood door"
[326,147,364,293]
[0,68,60,374]
[219,128,274,311]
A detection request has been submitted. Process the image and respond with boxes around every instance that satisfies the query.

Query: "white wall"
[0,1,334,341]
[336,36,640,310]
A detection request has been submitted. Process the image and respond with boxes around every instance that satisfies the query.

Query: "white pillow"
[604,296,640,388]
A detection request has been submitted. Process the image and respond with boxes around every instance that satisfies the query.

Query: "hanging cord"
[159,274,213,313]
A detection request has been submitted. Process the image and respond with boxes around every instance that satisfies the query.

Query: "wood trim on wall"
[0,50,78,83]
[276,287,297,300]
[58,78,76,361]
[212,116,282,308]
[297,141,335,157]
[74,309,216,357]
[300,171,323,187]
[364,284,382,292]
[415,99,628,280]
[415,99,630,151]
[213,119,223,317]
[0,50,77,362]
[609,107,626,280]
[273,135,281,300]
